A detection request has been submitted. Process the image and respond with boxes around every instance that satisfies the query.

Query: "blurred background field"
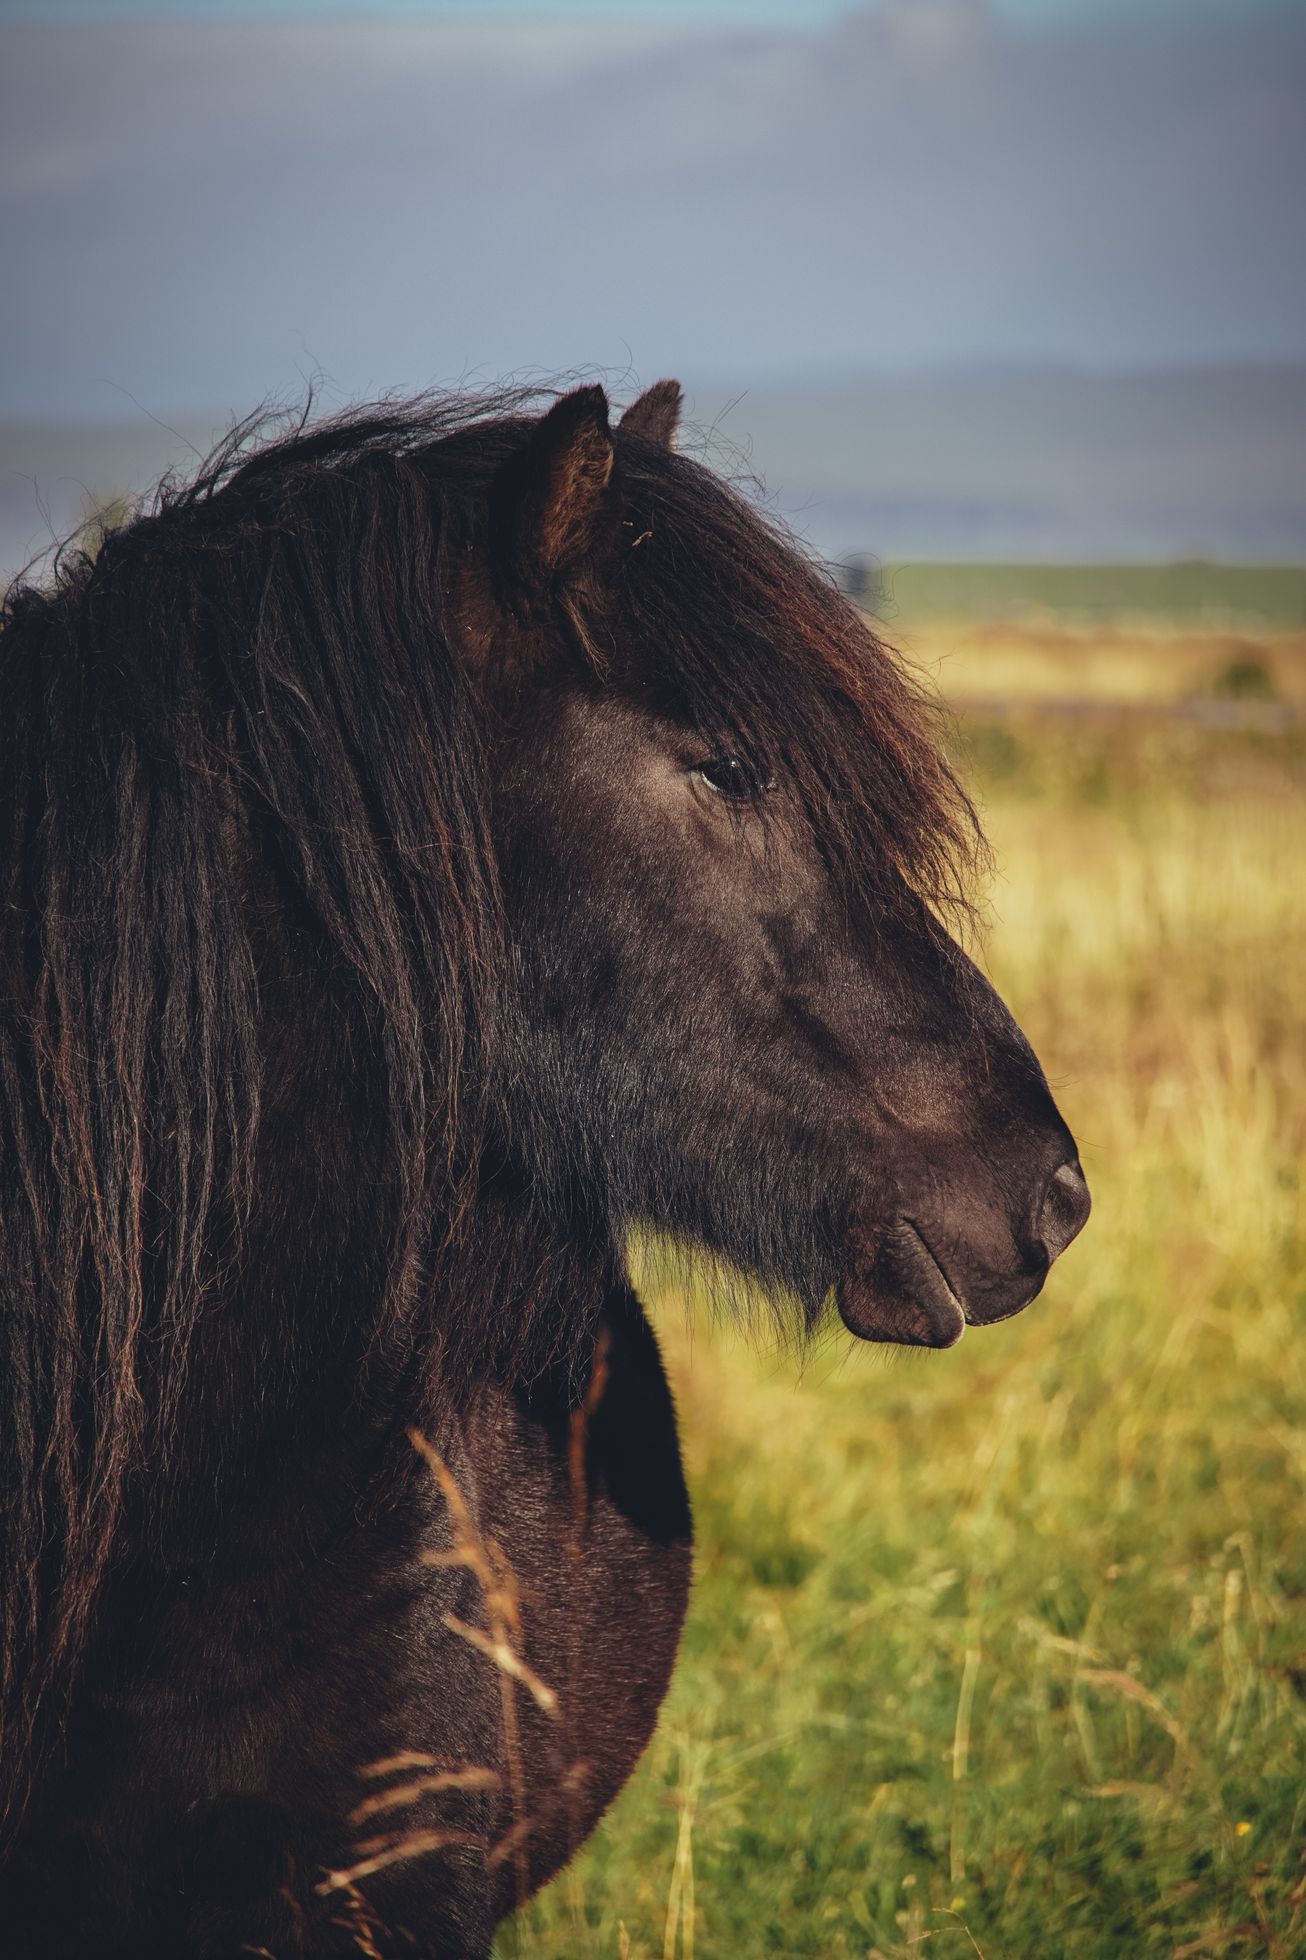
[502,579,1306,1960]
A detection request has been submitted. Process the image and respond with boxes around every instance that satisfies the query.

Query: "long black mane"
[0,389,980,1836]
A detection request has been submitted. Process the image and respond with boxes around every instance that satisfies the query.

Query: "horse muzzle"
[836,1159,1091,1348]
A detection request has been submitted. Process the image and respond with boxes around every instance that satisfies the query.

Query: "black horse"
[0,382,1089,1957]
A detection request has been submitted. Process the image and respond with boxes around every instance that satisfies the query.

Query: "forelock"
[613,441,986,922]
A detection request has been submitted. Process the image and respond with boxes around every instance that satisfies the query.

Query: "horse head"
[457,382,1089,1351]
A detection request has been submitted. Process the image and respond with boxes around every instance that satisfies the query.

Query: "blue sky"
[0,0,1211,15]
[1,0,1302,420]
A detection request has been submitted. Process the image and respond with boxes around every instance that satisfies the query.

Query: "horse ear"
[493,385,618,603]
[620,379,682,449]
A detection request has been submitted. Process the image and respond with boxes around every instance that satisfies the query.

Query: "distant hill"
[686,363,1306,566]
[3,364,1303,584]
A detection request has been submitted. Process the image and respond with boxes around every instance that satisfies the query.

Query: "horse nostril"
[1037,1159,1092,1263]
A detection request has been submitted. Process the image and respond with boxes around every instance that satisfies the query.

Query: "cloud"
[0,3,1303,415]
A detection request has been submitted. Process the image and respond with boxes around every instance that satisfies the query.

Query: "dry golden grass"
[903,620,1306,708]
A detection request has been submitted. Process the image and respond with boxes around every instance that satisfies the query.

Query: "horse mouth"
[835,1217,968,1349]
[836,1210,1058,1348]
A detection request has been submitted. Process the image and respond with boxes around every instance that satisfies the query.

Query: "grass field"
[497,609,1306,1959]
[862,563,1306,631]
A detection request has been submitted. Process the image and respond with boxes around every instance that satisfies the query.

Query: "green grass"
[500,693,1306,1960]
[864,563,1306,630]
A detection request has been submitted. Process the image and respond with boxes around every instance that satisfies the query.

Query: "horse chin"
[836,1218,967,1349]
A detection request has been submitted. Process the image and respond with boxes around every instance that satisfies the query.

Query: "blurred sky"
[0,0,1228,18]
[1,0,1303,421]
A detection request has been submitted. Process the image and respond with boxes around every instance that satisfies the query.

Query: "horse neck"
[136,1164,616,1563]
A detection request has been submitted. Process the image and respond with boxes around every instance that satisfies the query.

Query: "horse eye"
[695,756,775,801]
